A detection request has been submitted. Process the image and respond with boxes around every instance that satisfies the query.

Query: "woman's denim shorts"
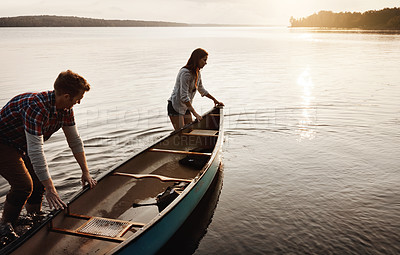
[167,101,190,116]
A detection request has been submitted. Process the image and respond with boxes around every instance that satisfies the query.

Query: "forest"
[0,15,189,27]
[290,7,400,29]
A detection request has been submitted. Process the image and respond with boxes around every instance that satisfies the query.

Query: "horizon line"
[0,14,286,27]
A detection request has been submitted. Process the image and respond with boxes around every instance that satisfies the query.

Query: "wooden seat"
[182,129,218,137]
[50,212,145,243]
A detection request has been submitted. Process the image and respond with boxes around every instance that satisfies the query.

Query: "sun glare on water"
[296,67,316,141]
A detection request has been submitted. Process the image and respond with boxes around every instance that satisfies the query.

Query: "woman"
[168,48,224,130]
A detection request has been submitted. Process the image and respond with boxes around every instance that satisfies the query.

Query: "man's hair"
[54,70,90,97]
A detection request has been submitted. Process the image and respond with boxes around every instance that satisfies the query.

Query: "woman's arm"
[184,101,202,121]
[205,93,224,106]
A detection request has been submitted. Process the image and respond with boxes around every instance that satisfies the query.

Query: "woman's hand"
[214,100,224,107]
[194,112,203,121]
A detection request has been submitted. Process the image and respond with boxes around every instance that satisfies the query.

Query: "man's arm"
[72,151,97,188]
[25,131,66,210]
[62,125,97,188]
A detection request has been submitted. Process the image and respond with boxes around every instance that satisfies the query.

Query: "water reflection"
[290,27,400,35]
[297,33,323,42]
[157,166,224,255]
[296,68,316,141]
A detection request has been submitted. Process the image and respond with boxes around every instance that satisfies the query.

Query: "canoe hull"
[117,150,221,254]
[113,107,224,254]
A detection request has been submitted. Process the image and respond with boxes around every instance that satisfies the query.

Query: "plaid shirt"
[0,90,75,154]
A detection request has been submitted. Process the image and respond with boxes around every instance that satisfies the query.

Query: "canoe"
[157,165,223,254]
[3,106,224,255]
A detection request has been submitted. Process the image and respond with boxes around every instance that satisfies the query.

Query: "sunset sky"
[0,0,398,25]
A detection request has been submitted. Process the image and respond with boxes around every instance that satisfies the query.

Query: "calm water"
[1,27,399,254]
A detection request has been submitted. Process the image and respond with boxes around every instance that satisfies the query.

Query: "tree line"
[0,15,189,27]
[290,8,400,29]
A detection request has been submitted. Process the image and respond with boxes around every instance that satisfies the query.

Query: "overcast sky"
[0,0,398,25]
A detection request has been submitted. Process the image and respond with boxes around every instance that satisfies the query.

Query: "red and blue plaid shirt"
[0,90,75,154]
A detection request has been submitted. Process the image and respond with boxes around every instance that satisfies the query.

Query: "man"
[0,70,97,239]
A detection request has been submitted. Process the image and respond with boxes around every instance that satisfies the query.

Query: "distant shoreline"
[290,7,400,30]
[0,15,263,27]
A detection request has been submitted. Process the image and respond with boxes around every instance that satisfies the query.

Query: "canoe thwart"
[182,129,219,137]
[113,172,192,183]
[149,148,212,156]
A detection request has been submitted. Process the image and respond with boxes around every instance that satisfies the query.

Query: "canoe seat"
[182,129,218,137]
[77,217,133,238]
[50,212,145,243]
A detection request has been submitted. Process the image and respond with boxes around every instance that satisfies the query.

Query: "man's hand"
[81,172,97,188]
[44,185,67,210]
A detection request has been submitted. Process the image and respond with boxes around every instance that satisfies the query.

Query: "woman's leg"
[168,101,185,130]
[169,115,185,130]
[184,113,193,125]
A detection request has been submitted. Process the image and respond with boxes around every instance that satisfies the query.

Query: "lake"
[0,27,399,254]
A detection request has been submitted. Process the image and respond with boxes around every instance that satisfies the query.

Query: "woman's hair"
[54,70,90,97]
[184,48,208,74]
